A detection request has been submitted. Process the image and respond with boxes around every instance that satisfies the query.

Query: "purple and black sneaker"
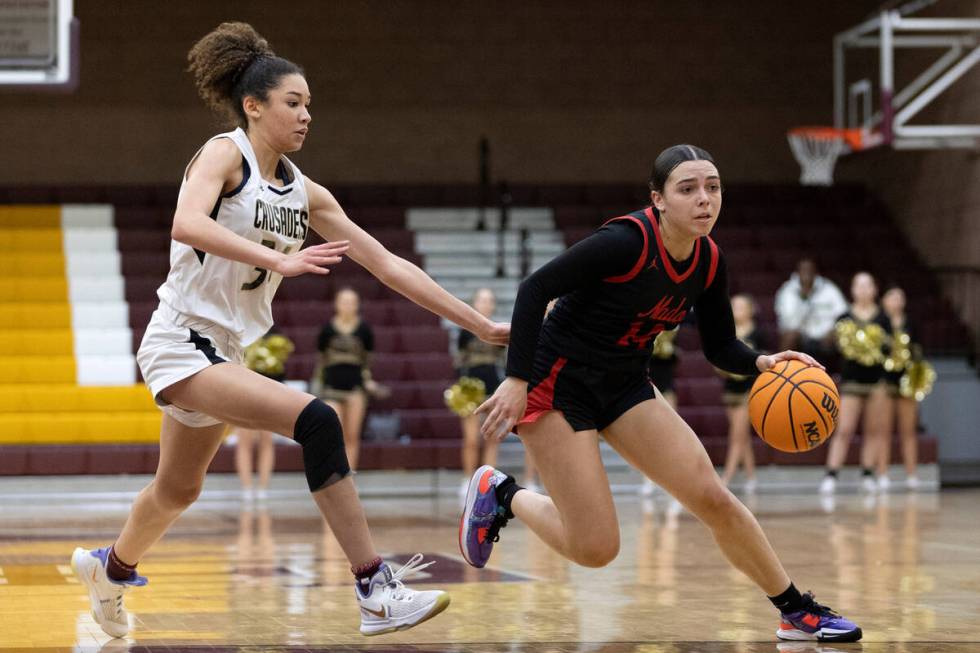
[458,465,511,568]
[777,592,862,642]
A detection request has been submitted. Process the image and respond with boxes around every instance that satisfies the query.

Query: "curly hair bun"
[187,22,279,123]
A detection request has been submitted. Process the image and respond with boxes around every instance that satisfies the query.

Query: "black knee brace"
[293,399,351,492]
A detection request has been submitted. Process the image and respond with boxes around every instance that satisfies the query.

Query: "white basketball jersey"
[157,128,310,347]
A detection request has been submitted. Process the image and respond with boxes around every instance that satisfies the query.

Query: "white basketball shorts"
[137,302,244,428]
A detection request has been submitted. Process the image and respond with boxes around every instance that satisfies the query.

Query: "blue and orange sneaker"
[777,592,862,642]
[458,465,511,568]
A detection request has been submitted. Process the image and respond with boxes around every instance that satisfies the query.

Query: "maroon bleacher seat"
[392,185,444,206]
[273,301,327,327]
[348,205,405,227]
[399,410,462,440]
[765,250,805,275]
[399,328,449,354]
[679,406,729,438]
[730,272,783,296]
[371,381,451,412]
[726,251,766,274]
[563,227,595,246]
[129,302,158,331]
[372,327,402,353]
[537,186,586,206]
[583,185,641,206]
[115,206,173,229]
[675,377,724,407]
[117,229,171,252]
[675,327,702,351]
[389,301,441,327]
[124,277,164,303]
[279,326,320,353]
[677,353,715,378]
[441,186,483,206]
[277,277,340,302]
[599,205,641,220]
[369,357,408,382]
[121,252,170,277]
[712,226,756,249]
[553,205,600,229]
[285,353,316,381]
[370,229,415,251]
[406,356,455,381]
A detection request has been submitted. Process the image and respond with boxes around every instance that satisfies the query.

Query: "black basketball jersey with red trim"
[540,207,720,370]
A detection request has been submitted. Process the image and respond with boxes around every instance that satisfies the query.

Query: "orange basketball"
[748,359,840,453]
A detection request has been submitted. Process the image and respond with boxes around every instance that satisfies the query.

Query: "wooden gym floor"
[0,471,977,653]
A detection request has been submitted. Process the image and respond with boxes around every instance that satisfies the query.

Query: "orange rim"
[788,126,864,150]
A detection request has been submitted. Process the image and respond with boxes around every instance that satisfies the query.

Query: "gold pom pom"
[444,377,487,417]
[884,330,912,372]
[835,319,886,366]
[651,327,678,359]
[900,347,936,402]
[244,333,295,377]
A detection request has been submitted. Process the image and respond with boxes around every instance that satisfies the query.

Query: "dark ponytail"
[187,22,304,128]
[649,144,716,192]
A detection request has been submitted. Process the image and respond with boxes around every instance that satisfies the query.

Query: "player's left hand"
[756,350,825,372]
[476,376,527,441]
[477,321,510,346]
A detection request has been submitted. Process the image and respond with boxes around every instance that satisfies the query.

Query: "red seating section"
[3,182,943,471]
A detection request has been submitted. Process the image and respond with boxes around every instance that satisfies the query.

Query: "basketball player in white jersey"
[70,22,508,639]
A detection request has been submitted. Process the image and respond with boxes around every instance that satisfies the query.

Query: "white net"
[787,132,849,186]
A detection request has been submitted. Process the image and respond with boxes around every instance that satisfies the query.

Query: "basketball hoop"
[787,127,864,186]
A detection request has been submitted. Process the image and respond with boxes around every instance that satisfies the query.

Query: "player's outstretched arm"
[172,139,349,277]
[305,177,508,345]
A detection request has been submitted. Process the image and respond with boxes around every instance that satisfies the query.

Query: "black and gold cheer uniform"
[456,329,506,396]
[317,320,374,401]
[835,308,891,396]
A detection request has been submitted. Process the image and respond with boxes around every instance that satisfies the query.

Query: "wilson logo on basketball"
[801,420,822,448]
[820,393,839,421]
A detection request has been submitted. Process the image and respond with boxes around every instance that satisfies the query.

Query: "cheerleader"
[820,272,893,494]
[456,289,537,496]
[235,328,294,502]
[315,288,378,471]
[881,286,923,489]
[719,295,765,493]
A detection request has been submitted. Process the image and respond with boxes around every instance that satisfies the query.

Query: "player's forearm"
[703,337,762,376]
[377,256,490,334]
[172,211,284,271]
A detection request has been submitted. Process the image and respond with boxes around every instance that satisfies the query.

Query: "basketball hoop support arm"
[833,6,980,149]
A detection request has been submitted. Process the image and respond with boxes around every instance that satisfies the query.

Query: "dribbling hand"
[756,350,825,372]
[275,240,350,278]
[476,376,527,442]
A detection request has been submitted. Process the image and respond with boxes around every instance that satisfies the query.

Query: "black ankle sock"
[825,469,839,478]
[861,467,874,477]
[106,546,137,582]
[494,474,522,520]
[768,582,805,613]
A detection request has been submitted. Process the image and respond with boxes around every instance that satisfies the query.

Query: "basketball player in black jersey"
[459,145,862,643]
